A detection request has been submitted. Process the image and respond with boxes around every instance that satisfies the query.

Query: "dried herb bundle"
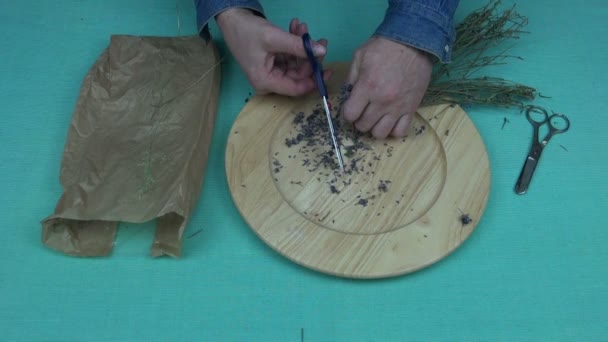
[422,0,537,108]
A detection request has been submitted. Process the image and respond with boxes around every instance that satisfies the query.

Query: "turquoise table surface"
[1,0,607,340]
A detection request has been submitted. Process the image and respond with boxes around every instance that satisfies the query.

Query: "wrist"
[374,36,433,63]
[216,8,256,29]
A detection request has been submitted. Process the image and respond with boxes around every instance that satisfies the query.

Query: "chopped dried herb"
[415,125,426,136]
[279,94,414,208]
[460,214,473,225]
[186,229,203,239]
[457,207,473,225]
[502,117,510,130]
[339,84,353,105]
[378,180,389,193]
[386,146,394,157]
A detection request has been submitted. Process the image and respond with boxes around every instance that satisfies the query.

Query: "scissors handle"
[525,105,549,126]
[547,113,570,134]
[525,106,570,144]
[302,33,328,98]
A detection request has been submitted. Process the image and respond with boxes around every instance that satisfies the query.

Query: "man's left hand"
[341,37,433,139]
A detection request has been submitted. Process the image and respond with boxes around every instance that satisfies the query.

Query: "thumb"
[345,52,362,86]
[265,29,326,58]
[341,54,366,122]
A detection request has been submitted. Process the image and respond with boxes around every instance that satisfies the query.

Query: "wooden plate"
[225,62,490,279]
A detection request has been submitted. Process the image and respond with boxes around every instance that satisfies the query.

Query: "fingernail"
[313,44,326,56]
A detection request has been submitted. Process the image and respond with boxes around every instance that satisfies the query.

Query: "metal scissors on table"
[302,33,345,173]
[515,105,570,194]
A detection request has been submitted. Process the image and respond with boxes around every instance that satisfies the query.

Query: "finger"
[284,66,332,84]
[265,28,326,58]
[288,38,327,79]
[345,51,362,86]
[340,53,364,121]
[315,38,328,64]
[390,114,414,138]
[341,82,368,122]
[264,68,316,96]
[275,53,287,73]
[353,102,383,132]
[298,22,308,35]
[285,21,307,71]
[282,69,333,96]
[290,22,312,76]
[322,68,333,82]
[287,21,309,72]
[285,54,298,71]
[342,86,369,123]
[284,20,304,72]
[289,18,299,33]
[371,114,399,139]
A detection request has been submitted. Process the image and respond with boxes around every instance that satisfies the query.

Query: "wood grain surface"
[226,62,490,278]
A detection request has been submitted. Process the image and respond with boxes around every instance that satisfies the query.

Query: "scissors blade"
[515,155,538,194]
[322,96,345,173]
[302,33,344,173]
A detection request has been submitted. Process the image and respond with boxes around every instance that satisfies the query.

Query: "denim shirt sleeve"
[374,0,460,63]
[194,0,265,41]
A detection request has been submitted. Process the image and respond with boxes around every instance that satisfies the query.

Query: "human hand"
[341,36,433,139]
[216,8,331,96]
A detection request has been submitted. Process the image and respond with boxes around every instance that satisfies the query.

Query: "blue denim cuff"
[373,0,459,63]
[195,0,265,41]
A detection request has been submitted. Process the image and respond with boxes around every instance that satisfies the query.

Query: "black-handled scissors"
[515,105,570,194]
[302,33,345,173]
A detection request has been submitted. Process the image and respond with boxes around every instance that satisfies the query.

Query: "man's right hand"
[216,8,331,97]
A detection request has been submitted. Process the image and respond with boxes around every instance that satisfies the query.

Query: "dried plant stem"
[424,0,537,109]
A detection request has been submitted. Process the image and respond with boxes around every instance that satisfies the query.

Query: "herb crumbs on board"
[275,94,430,212]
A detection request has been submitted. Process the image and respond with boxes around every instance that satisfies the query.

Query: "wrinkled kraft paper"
[41,35,221,257]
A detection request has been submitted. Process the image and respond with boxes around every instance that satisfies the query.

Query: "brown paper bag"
[41,34,221,257]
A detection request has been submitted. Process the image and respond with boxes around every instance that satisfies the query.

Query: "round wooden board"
[225,62,490,279]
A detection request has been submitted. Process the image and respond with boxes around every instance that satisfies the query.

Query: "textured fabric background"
[1,0,606,340]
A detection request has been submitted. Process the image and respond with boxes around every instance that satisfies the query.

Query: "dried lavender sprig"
[425,0,537,109]
[423,77,536,108]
